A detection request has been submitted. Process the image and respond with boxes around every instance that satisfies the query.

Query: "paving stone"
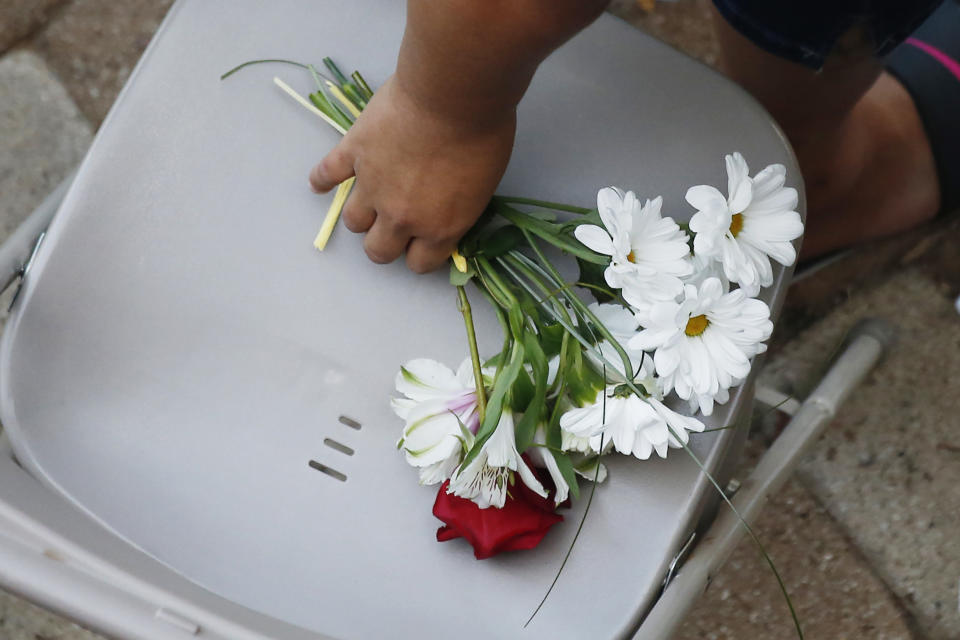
[30,0,175,126]
[0,50,92,243]
[0,0,66,55]
[762,271,960,639]
[608,0,720,67]
[0,589,102,640]
[676,440,915,640]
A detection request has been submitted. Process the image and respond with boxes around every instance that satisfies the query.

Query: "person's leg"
[886,1,960,215]
[711,3,942,259]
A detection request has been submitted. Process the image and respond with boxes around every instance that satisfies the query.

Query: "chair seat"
[0,1,800,637]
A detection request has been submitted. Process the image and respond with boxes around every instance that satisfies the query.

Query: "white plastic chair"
[0,1,888,638]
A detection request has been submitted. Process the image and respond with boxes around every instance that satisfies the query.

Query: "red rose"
[432,463,563,559]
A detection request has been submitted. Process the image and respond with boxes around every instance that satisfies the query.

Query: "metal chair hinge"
[8,231,46,312]
[661,530,697,593]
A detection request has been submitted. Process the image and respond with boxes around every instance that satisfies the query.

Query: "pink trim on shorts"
[906,37,960,83]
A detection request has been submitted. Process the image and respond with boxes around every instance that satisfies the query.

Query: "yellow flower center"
[729,213,744,237]
[684,314,710,337]
[626,250,637,263]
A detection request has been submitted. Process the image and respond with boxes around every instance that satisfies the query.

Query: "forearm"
[396,0,608,129]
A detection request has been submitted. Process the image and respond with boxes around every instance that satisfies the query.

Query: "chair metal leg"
[634,319,895,639]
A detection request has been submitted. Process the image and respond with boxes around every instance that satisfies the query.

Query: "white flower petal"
[686,185,728,213]
[574,224,616,256]
[395,358,461,401]
[725,152,750,198]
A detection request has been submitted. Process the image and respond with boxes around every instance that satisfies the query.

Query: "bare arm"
[309,0,608,272]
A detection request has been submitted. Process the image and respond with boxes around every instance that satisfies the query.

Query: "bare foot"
[796,71,941,260]
[710,5,942,262]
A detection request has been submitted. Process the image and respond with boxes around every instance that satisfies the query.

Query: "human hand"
[309,75,516,273]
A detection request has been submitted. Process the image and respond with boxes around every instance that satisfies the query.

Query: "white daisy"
[393,358,488,485]
[586,302,649,366]
[628,278,772,413]
[559,388,704,460]
[559,344,703,460]
[590,302,641,342]
[682,383,730,418]
[560,418,597,455]
[687,152,803,295]
[575,188,692,313]
[685,251,729,291]
[447,411,547,509]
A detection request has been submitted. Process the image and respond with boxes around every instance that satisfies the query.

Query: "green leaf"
[564,345,605,407]
[538,323,565,359]
[557,209,601,233]
[477,225,524,259]
[492,196,592,215]
[459,206,498,256]
[524,209,558,223]
[576,256,615,303]
[550,450,580,500]
[506,298,525,340]
[572,454,607,483]
[494,203,607,265]
[511,366,535,411]
[449,262,475,286]
[515,331,548,452]
[460,339,525,469]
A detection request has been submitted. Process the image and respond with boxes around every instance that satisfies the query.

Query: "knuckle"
[384,204,417,230]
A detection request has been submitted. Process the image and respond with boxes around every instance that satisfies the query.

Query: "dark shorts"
[713,0,945,69]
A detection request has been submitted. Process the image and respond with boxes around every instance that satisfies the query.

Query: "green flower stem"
[500,253,575,334]
[510,244,634,380]
[552,332,571,397]
[456,285,487,423]
[474,257,513,311]
[220,58,315,81]
[574,280,630,307]
[351,71,375,100]
[496,258,595,356]
[493,196,592,215]
[494,204,606,265]
[341,83,368,110]
[322,56,350,85]
[307,64,327,92]
[475,256,518,307]
[475,255,529,341]
[308,92,352,130]
[477,285,511,368]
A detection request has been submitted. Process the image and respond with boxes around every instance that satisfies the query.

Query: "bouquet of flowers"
[224,58,804,562]
[397,156,802,559]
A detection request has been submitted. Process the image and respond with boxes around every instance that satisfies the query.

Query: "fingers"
[342,187,376,233]
[363,218,411,265]
[406,238,457,274]
[309,145,355,194]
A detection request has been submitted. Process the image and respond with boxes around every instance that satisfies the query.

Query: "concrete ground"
[0,0,958,638]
